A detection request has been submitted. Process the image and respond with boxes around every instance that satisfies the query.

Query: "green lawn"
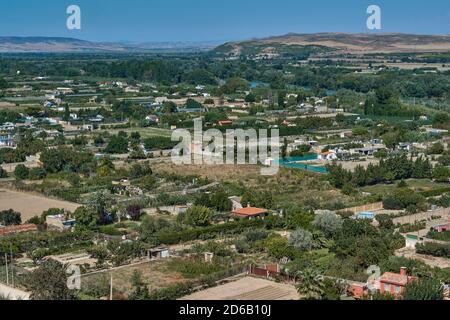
[361,179,448,196]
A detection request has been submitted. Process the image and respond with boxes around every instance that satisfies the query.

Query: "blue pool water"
[277,154,328,174]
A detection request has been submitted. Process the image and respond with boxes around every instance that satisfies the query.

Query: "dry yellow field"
[0,188,80,221]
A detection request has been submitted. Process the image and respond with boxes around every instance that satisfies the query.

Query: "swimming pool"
[277,154,329,174]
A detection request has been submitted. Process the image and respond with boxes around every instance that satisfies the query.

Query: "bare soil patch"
[0,188,80,221]
[180,276,299,300]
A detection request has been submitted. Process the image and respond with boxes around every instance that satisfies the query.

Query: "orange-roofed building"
[0,224,38,236]
[217,120,233,126]
[232,206,268,219]
[348,282,369,299]
[379,267,415,297]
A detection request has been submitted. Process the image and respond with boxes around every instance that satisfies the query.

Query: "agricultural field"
[0,188,80,221]
[180,276,299,300]
[81,260,187,297]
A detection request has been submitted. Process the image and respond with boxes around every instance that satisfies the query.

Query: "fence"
[248,264,294,283]
[345,202,383,214]
[393,208,450,225]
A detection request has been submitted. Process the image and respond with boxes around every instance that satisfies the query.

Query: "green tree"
[0,77,8,89]
[312,212,343,237]
[210,188,232,212]
[0,209,22,226]
[296,269,325,300]
[26,259,77,300]
[265,235,294,260]
[426,143,444,155]
[128,270,150,300]
[403,278,444,300]
[139,216,172,245]
[87,246,109,267]
[14,164,29,180]
[289,228,316,251]
[433,165,450,183]
[183,206,213,227]
[74,206,98,230]
[105,135,129,154]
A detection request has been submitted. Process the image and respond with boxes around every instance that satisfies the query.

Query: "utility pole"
[4,253,9,285]
[10,247,14,287]
[110,273,113,301]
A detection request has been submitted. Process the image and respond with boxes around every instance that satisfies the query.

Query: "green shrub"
[167,258,225,278]
[416,242,450,258]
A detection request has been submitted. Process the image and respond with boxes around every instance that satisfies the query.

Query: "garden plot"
[180,276,299,300]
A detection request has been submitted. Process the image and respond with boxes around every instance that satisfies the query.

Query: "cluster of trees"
[181,206,214,227]
[294,65,449,100]
[0,110,20,124]
[85,189,118,224]
[403,278,445,300]
[25,259,77,300]
[416,242,450,258]
[0,209,22,226]
[383,187,427,211]
[143,136,177,151]
[194,188,232,212]
[327,154,445,190]
[40,146,96,175]
[105,133,129,154]
[332,219,404,268]
[0,132,47,165]
[241,190,274,209]
[140,217,265,246]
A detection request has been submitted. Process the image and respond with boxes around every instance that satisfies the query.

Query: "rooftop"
[232,207,268,217]
[379,272,410,286]
[0,224,38,236]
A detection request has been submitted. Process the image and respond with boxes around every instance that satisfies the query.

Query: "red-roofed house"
[217,120,233,126]
[432,223,450,233]
[0,224,38,236]
[232,206,268,219]
[379,267,415,297]
[348,282,369,299]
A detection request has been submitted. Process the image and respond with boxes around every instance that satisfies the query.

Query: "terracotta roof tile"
[380,272,409,286]
[232,207,267,216]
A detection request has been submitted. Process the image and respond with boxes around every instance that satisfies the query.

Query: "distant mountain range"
[0,37,219,53]
[1,33,450,54]
[212,33,450,57]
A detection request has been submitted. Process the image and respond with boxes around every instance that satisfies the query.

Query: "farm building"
[232,206,268,219]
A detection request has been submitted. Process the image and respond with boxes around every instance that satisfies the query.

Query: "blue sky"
[0,0,448,42]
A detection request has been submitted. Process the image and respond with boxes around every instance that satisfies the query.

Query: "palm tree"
[295,269,325,300]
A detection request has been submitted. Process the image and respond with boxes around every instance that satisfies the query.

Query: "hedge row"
[156,219,265,245]
[420,187,450,198]
[416,242,450,258]
[0,231,95,254]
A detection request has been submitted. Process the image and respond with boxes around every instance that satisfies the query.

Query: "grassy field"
[82,260,186,297]
[153,162,358,210]
[361,179,448,196]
